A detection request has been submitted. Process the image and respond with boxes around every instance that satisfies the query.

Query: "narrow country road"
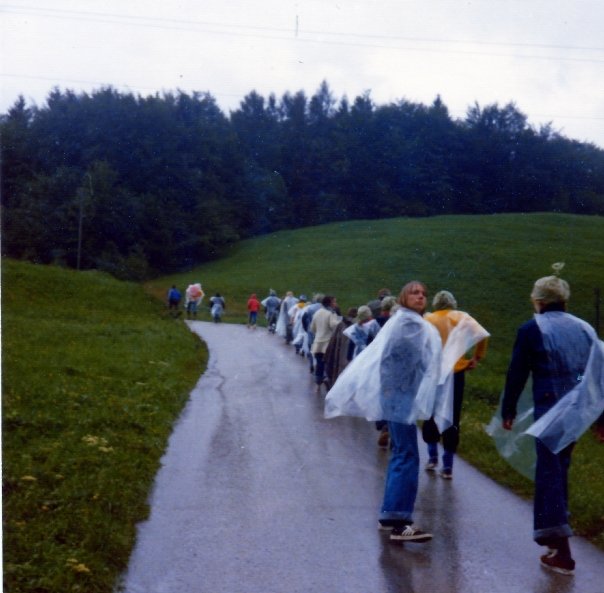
[120,321,604,593]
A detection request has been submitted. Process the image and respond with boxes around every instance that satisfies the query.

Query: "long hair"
[398,281,428,315]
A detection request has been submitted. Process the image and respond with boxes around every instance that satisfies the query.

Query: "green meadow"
[2,260,207,593]
[3,212,604,593]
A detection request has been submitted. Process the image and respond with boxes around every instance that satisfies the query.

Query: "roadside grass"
[2,259,206,593]
[147,212,604,549]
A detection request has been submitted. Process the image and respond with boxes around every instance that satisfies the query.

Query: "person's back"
[262,293,281,333]
[504,307,593,415]
[247,294,261,328]
[310,296,341,392]
[247,295,260,312]
[210,294,225,322]
[500,268,603,576]
[168,286,181,307]
[263,295,281,316]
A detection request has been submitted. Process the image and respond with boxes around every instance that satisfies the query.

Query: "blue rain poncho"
[324,308,443,425]
[526,313,604,451]
[486,312,604,479]
[343,319,381,358]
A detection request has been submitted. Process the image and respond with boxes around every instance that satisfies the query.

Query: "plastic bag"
[485,383,536,480]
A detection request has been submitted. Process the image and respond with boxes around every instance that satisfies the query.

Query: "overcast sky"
[2,0,604,147]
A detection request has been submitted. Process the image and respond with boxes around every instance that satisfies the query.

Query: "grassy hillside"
[2,259,206,593]
[148,212,604,546]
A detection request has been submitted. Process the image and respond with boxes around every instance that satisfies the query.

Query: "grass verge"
[2,259,206,593]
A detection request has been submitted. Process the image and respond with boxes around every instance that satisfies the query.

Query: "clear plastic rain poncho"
[185,283,204,306]
[431,311,490,432]
[291,304,310,354]
[324,308,443,425]
[210,295,225,319]
[486,312,604,480]
[343,319,381,358]
[276,295,298,338]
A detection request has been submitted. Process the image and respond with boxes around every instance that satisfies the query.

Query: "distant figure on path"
[185,283,205,319]
[261,290,281,334]
[310,295,341,393]
[501,266,604,576]
[276,292,298,343]
[210,293,225,323]
[343,305,381,359]
[167,285,182,316]
[324,307,357,388]
[247,293,261,329]
[301,293,325,374]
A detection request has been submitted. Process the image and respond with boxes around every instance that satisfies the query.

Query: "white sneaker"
[390,525,433,542]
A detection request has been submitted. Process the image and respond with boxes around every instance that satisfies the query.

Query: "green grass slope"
[149,212,604,547]
[2,259,206,593]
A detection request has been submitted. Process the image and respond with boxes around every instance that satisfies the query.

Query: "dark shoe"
[378,521,394,532]
[540,549,575,575]
[390,525,433,543]
[440,469,453,480]
[425,459,438,471]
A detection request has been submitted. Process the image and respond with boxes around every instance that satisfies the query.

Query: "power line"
[3,3,604,65]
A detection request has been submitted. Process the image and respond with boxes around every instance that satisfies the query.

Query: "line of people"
[166,283,226,322]
[173,272,602,575]
[273,284,490,483]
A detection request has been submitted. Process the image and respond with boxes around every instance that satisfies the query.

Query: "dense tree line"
[2,82,603,278]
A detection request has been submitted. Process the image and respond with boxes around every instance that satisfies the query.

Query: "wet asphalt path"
[120,321,604,593]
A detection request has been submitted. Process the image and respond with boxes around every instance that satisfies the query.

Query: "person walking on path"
[261,290,281,334]
[185,283,205,319]
[310,295,341,393]
[421,290,489,479]
[325,281,445,543]
[247,293,261,329]
[324,307,357,388]
[343,305,381,360]
[501,266,604,576]
[276,291,298,343]
[301,293,325,374]
[167,285,182,317]
[290,295,309,354]
[210,293,225,323]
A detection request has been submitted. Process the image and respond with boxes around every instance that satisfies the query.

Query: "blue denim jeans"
[534,439,574,543]
[379,422,419,526]
[314,353,325,385]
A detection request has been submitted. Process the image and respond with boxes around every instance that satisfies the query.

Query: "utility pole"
[76,173,93,270]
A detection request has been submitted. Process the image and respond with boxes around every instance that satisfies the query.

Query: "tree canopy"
[2,83,603,278]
